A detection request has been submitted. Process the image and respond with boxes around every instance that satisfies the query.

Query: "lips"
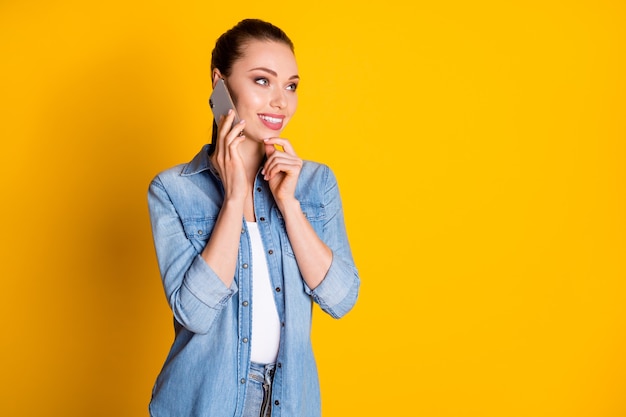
[258,114,284,131]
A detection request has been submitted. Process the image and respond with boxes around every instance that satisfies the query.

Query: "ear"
[212,69,223,88]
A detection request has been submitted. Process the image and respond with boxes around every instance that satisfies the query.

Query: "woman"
[147,18,360,417]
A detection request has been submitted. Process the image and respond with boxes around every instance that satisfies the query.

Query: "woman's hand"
[263,137,332,290]
[202,110,248,287]
[210,110,247,201]
[262,137,302,205]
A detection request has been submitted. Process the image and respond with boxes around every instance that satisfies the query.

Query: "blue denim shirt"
[147,144,360,417]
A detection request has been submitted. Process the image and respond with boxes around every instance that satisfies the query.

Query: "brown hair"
[210,19,294,143]
[211,18,294,77]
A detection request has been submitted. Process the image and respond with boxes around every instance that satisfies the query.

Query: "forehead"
[233,40,298,75]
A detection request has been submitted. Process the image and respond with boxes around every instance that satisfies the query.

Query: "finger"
[264,142,276,158]
[217,110,234,131]
[228,134,247,156]
[226,120,246,146]
[217,110,238,140]
[215,114,233,159]
[263,157,302,180]
[224,132,247,167]
[263,137,297,156]
[266,150,300,166]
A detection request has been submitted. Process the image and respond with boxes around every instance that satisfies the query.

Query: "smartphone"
[209,79,241,130]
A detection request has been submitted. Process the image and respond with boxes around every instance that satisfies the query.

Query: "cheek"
[288,94,298,112]
[236,93,264,115]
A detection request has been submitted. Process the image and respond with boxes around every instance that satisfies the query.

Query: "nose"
[270,88,287,109]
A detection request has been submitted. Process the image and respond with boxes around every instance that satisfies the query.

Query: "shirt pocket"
[182,218,217,254]
[276,202,326,258]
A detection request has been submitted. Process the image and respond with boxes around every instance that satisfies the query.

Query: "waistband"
[249,362,276,383]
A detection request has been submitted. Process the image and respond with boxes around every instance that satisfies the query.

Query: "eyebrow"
[248,67,300,81]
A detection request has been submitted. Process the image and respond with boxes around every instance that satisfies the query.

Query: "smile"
[259,115,283,124]
[258,114,284,131]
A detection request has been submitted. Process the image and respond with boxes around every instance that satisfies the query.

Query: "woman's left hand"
[262,137,302,204]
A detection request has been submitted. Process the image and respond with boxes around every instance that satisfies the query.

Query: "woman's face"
[219,40,299,142]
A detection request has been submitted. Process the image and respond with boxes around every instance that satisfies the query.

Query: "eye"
[255,77,269,86]
[286,83,298,92]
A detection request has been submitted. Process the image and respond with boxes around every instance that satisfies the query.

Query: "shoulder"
[150,163,187,190]
[154,163,188,179]
[150,144,213,189]
[300,159,336,184]
[297,160,340,201]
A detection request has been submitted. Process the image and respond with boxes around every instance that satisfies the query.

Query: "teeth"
[260,115,282,124]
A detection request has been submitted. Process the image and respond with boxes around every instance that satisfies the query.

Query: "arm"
[200,197,245,288]
[262,138,360,317]
[302,165,360,318]
[147,113,250,333]
[276,199,332,290]
[202,111,249,287]
[148,178,237,334]
[263,138,331,289]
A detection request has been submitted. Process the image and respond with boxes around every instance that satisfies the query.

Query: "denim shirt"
[147,144,360,417]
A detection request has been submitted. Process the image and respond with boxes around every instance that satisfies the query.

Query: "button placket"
[239,221,253,394]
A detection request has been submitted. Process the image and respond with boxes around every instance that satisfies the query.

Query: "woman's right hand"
[202,110,248,287]
[210,110,247,201]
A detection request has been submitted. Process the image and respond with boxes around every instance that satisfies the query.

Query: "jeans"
[242,362,275,417]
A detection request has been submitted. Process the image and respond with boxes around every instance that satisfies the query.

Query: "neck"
[211,139,263,183]
[244,140,266,180]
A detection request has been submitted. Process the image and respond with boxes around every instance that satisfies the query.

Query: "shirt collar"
[180,144,219,177]
[180,143,267,178]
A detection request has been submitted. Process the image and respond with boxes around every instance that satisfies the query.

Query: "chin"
[244,132,264,143]
[256,128,285,139]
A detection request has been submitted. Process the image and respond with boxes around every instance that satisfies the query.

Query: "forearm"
[278,198,332,290]
[201,198,245,287]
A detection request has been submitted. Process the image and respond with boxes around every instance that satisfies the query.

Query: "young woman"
[147,18,360,417]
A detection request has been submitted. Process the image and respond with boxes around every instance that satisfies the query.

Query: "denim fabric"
[242,362,275,417]
[147,144,360,417]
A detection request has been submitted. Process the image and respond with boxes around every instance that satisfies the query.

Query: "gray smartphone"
[209,79,241,129]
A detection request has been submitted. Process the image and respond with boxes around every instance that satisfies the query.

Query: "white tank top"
[246,222,281,363]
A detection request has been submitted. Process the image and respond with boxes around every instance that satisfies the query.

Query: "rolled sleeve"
[171,255,237,334]
[184,254,237,308]
[299,163,360,319]
[306,254,360,318]
[148,176,236,334]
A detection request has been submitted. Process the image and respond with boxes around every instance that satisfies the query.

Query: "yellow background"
[1,1,625,416]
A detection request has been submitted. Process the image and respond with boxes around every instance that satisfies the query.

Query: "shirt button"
[242,301,249,307]
[277,363,282,368]
[274,400,280,406]
[259,217,266,221]
[197,230,203,235]
[243,264,248,269]
[242,337,248,343]
[240,378,246,384]
[275,287,281,292]
[268,250,274,255]
[241,228,245,234]
[256,187,262,192]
